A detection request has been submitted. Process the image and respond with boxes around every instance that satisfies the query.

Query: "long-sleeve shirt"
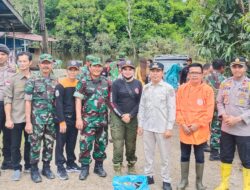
[176,82,214,145]
[217,76,250,136]
[0,64,16,101]
[4,72,28,123]
[110,78,142,118]
[138,80,176,133]
[55,78,78,123]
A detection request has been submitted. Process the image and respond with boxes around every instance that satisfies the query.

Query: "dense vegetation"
[9,0,250,63]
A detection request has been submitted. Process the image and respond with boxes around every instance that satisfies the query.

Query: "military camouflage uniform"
[205,71,226,151]
[77,66,89,80]
[25,72,57,164]
[74,75,111,165]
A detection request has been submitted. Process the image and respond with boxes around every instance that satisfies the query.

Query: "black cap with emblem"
[230,57,248,67]
[67,60,80,69]
[149,62,164,70]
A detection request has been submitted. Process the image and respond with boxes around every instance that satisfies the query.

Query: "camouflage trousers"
[29,123,56,164]
[110,112,138,164]
[79,123,108,165]
[210,111,221,151]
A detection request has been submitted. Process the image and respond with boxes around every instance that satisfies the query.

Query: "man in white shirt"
[138,62,176,190]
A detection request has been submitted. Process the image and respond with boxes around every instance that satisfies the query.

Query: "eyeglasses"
[188,72,202,75]
[231,65,244,69]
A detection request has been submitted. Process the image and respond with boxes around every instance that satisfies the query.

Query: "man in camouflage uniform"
[78,55,96,80]
[74,57,111,180]
[25,54,57,183]
[0,44,16,171]
[205,59,226,161]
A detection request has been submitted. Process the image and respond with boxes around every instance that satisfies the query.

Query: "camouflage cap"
[86,55,96,62]
[90,57,103,66]
[39,53,53,63]
[230,57,248,67]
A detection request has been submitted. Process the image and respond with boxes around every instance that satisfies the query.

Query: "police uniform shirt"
[217,76,250,136]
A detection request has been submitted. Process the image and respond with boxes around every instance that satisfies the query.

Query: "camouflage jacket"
[74,74,111,118]
[77,66,89,80]
[205,71,226,97]
[25,72,57,124]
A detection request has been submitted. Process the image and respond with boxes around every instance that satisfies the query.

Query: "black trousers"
[180,142,206,163]
[0,101,12,162]
[221,131,250,168]
[11,123,30,170]
[55,116,78,167]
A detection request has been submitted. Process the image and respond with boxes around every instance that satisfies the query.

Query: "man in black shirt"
[55,60,80,180]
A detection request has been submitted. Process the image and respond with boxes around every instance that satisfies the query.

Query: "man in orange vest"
[176,63,214,190]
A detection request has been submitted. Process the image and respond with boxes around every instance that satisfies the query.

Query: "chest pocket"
[14,87,25,99]
[235,90,249,107]
[33,83,47,99]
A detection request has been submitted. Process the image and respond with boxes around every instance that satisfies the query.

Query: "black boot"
[209,149,220,161]
[1,160,13,170]
[94,161,107,177]
[163,182,172,190]
[41,161,55,179]
[147,176,154,185]
[79,165,89,180]
[31,163,42,183]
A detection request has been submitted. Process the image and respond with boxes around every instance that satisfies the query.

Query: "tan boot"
[113,163,122,176]
[127,162,137,175]
[215,163,232,190]
[243,167,250,190]
[177,162,189,190]
[195,163,206,190]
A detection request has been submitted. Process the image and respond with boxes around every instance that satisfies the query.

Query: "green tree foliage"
[190,0,250,61]
[56,0,99,54]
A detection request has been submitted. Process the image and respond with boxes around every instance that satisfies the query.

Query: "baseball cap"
[39,54,53,63]
[149,62,164,70]
[86,55,96,62]
[90,57,102,66]
[67,60,80,69]
[121,60,135,69]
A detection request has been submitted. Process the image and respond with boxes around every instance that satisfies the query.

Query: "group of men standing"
[0,42,249,190]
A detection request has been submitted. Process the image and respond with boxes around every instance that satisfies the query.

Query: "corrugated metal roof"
[0,0,31,32]
[4,32,57,42]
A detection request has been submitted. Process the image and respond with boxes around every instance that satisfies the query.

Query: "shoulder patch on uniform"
[55,90,60,97]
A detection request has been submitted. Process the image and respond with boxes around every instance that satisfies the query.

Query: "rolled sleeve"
[4,78,13,105]
[73,91,85,100]
[74,80,86,100]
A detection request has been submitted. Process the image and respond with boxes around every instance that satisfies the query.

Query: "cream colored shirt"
[138,80,176,133]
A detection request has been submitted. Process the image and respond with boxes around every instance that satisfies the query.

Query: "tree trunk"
[38,0,48,53]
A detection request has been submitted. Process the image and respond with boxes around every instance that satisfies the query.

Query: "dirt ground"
[0,127,242,190]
